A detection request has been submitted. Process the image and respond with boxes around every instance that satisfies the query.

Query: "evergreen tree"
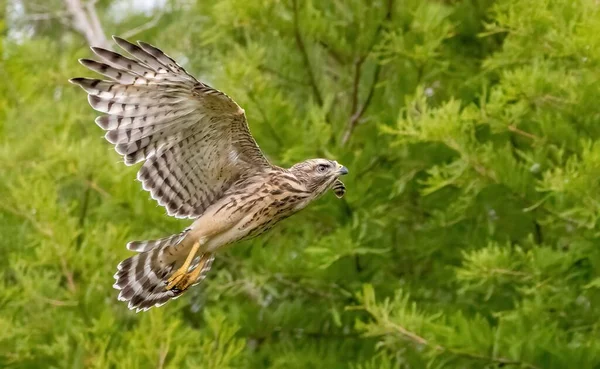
[2,0,600,368]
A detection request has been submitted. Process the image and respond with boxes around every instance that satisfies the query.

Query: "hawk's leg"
[165,240,202,291]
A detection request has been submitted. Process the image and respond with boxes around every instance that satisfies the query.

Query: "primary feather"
[70,36,272,219]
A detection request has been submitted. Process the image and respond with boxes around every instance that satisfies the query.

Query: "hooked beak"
[337,165,349,175]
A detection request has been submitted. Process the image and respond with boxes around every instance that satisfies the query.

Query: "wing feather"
[71,36,272,218]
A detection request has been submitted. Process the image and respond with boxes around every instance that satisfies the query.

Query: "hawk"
[70,36,349,312]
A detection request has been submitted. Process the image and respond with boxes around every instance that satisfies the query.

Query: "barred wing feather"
[70,36,271,219]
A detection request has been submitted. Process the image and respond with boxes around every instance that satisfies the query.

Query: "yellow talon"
[165,254,211,291]
[165,269,188,291]
[165,240,201,291]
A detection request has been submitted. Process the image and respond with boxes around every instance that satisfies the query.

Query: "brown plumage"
[71,36,349,312]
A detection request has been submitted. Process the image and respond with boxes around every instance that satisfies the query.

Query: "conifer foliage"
[2,0,600,368]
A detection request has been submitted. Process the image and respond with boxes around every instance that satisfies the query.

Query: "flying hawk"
[70,36,349,312]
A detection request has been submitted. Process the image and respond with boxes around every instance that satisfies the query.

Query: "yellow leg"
[165,240,201,291]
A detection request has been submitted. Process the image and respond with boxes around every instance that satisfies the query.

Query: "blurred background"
[2,0,600,368]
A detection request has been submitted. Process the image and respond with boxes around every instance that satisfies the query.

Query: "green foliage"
[2,0,600,368]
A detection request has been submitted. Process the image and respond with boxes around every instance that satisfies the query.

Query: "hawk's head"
[289,159,349,198]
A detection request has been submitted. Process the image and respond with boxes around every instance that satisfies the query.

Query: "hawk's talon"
[166,271,199,291]
[165,240,202,291]
[165,275,195,291]
[166,254,210,292]
[165,269,190,291]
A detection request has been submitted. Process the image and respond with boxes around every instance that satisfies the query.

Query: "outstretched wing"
[71,36,272,219]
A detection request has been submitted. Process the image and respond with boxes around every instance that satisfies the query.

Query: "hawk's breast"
[194,171,313,251]
[230,172,312,241]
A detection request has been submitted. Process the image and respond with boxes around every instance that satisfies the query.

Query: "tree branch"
[258,65,311,86]
[85,0,106,44]
[373,316,541,369]
[350,58,363,115]
[64,0,109,48]
[508,124,540,141]
[272,274,337,299]
[22,11,69,21]
[341,64,381,145]
[340,0,393,146]
[292,0,323,107]
[318,40,347,65]
[121,11,164,39]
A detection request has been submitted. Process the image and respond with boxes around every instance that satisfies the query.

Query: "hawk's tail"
[112,230,214,312]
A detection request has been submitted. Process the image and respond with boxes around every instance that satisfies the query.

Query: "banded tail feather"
[126,229,190,252]
[114,229,214,312]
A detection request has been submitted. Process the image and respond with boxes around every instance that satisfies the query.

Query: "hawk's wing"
[71,36,272,219]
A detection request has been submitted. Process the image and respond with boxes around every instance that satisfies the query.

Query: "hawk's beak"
[337,165,349,175]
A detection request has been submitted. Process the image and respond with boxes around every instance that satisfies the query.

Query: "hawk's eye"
[316,164,329,173]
